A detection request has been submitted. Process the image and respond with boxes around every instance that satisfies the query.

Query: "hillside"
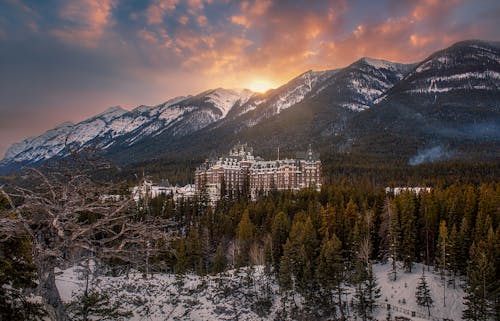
[56,262,465,321]
[1,40,499,174]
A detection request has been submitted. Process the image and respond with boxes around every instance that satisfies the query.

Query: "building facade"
[131,179,195,202]
[195,143,321,202]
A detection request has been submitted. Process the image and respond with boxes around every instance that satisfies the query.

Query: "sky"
[0,0,499,157]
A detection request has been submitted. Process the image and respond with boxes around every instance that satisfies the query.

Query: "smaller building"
[385,187,432,196]
[131,179,195,202]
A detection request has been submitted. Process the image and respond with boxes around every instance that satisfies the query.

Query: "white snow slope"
[2,89,254,164]
[56,262,466,321]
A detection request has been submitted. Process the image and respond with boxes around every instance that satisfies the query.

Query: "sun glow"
[247,79,276,93]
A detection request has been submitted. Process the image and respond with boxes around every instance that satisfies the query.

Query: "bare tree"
[0,158,171,321]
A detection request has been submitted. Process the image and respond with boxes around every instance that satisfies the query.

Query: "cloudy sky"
[0,0,499,157]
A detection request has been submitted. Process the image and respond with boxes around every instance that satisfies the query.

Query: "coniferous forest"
[1,158,499,320]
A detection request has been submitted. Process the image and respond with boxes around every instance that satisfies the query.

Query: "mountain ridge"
[1,39,499,173]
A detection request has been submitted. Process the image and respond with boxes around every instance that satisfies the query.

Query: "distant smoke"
[435,121,500,141]
[409,145,453,166]
[462,122,500,140]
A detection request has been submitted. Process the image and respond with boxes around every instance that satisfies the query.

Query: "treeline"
[144,182,500,320]
[83,153,500,187]
[1,169,499,320]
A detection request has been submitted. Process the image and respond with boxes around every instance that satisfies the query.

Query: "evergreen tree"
[279,213,319,306]
[463,230,496,320]
[419,191,438,267]
[270,211,290,273]
[447,224,460,286]
[415,270,433,316]
[0,233,46,320]
[235,210,255,267]
[352,237,381,321]
[436,220,449,307]
[436,220,449,277]
[66,289,132,321]
[316,233,346,320]
[174,239,188,274]
[398,192,417,272]
[211,243,227,274]
[387,199,400,281]
[378,198,392,262]
[458,216,472,275]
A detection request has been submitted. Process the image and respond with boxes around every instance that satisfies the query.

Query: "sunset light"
[247,79,276,93]
[0,0,498,159]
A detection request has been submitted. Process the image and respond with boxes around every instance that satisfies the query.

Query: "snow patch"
[55,262,465,321]
[206,89,254,118]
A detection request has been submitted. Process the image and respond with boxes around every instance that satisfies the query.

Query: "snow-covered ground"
[373,262,465,321]
[56,262,465,320]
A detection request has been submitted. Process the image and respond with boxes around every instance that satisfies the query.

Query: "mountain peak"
[450,39,500,50]
[54,121,74,129]
[204,88,255,118]
[1,40,498,171]
[360,57,398,69]
[93,106,127,122]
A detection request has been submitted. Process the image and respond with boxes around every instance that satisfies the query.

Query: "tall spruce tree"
[235,210,255,267]
[415,270,433,316]
[352,237,381,321]
[271,211,290,274]
[316,233,346,320]
[436,220,448,307]
[398,192,417,272]
[463,229,496,321]
[388,199,400,281]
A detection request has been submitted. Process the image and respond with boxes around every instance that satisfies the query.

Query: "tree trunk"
[337,286,345,321]
[39,266,68,321]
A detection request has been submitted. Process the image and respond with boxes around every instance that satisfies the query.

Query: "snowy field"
[56,262,465,320]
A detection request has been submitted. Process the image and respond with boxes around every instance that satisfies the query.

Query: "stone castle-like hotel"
[195,143,321,201]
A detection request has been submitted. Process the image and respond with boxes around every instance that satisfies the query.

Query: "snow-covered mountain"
[1,40,499,171]
[1,89,256,167]
[343,40,500,160]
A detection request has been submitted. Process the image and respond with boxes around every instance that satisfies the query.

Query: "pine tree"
[378,198,390,262]
[316,233,346,320]
[279,213,319,307]
[436,220,448,275]
[66,288,132,321]
[211,243,227,274]
[419,191,438,267]
[415,270,433,316]
[463,230,496,320]
[0,232,46,320]
[447,224,460,286]
[398,192,417,272]
[387,199,400,281]
[235,210,256,267]
[352,237,381,321]
[174,239,188,274]
[271,211,290,273]
[458,216,472,275]
[436,220,448,307]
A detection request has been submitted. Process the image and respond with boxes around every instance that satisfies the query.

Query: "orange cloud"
[231,15,251,28]
[230,0,272,28]
[410,33,433,47]
[178,15,189,25]
[133,0,493,96]
[249,0,271,15]
[51,0,116,47]
[146,0,179,25]
[197,15,208,26]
